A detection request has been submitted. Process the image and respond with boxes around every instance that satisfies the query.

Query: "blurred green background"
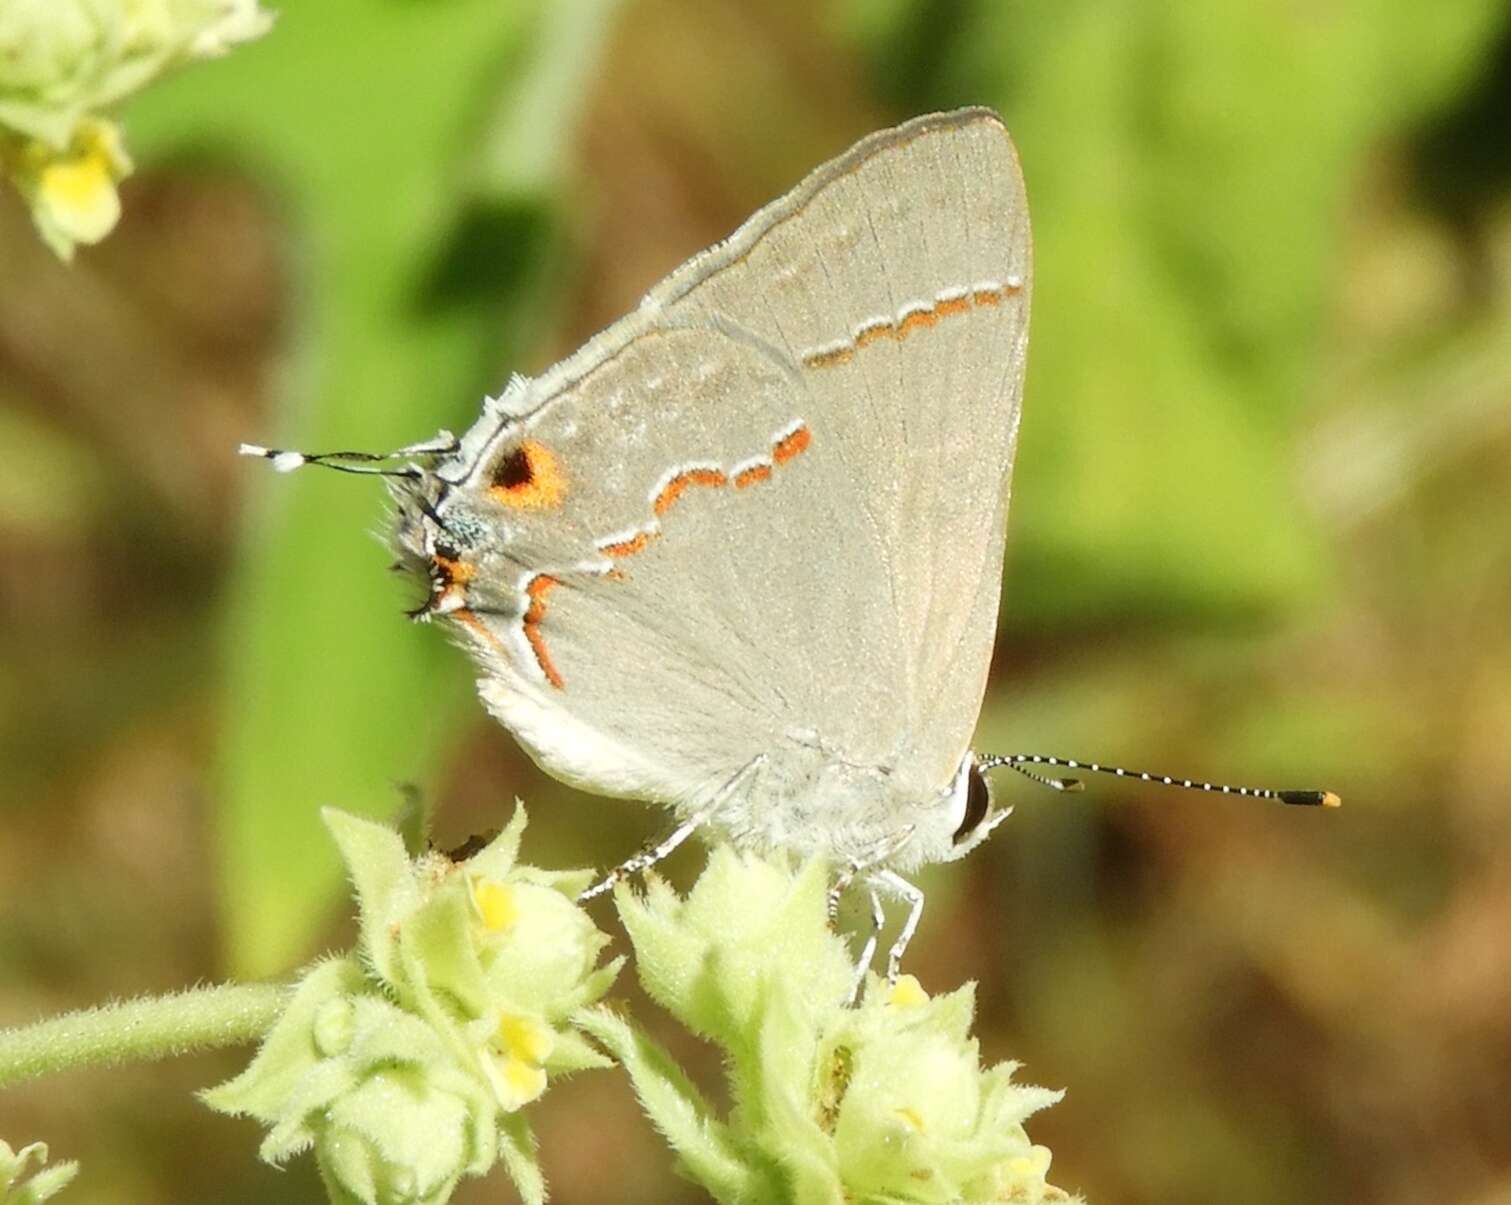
[4,1,1511,1201]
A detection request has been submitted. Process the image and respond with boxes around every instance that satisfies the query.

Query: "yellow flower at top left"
[0,0,272,258]
[11,119,133,258]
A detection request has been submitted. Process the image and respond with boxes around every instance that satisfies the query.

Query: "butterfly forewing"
[433,109,1030,819]
[648,108,1031,790]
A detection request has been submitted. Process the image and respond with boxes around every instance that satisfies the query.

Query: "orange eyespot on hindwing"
[489,439,566,510]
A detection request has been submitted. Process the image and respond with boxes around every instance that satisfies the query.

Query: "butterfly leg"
[843,887,888,1006]
[871,869,925,982]
[827,859,861,923]
[577,756,763,903]
[578,810,706,902]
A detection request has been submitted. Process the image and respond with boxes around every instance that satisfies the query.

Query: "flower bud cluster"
[203,808,619,1205]
[581,850,1072,1204]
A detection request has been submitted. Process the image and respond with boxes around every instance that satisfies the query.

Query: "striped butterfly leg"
[826,859,875,1003]
[576,809,707,904]
[830,870,916,1004]
[576,756,764,903]
[870,868,925,984]
[828,822,921,1003]
[840,887,887,1008]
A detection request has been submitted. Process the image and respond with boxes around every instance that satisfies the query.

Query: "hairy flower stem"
[0,983,289,1089]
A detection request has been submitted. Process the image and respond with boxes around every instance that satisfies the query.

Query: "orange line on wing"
[734,463,773,489]
[454,607,508,659]
[854,321,898,348]
[586,426,809,594]
[897,308,939,335]
[600,530,657,558]
[802,346,854,369]
[804,282,1025,371]
[523,574,564,689]
[653,468,728,516]
[772,425,811,464]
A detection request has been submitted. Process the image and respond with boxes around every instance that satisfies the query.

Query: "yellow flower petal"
[37,155,116,233]
[472,878,520,932]
[14,119,133,258]
[1009,1146,1053,1178]
[497,1011,556,1065]
[886,974,929,1009]
[499,1056,548,1108]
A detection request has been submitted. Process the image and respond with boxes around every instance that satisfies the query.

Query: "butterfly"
[244,108,1336,984]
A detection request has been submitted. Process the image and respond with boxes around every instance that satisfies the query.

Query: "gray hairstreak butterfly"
[243,107,1338,982]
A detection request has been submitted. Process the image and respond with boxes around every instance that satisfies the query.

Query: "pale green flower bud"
[613,848,853,1047]
[315,1067,472,1205]
[204,808,618,1205]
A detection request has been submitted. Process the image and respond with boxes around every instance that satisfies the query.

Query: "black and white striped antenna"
[979,753,1340,808]
[239,433,463,534]
[237,431,459,480]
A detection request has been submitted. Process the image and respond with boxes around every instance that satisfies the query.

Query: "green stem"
[0,982,290,1089]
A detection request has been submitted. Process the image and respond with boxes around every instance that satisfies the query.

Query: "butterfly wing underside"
[457,109,1031,811]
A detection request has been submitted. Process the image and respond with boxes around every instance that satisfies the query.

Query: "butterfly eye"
[952,762,991,845]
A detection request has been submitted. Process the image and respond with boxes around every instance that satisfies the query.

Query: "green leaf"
[343,996,453,1071]
[750,986,843,1202]
[576,1007,759,1204]
[495,1113,546,1205]
[401,886,491,1020]
[322,809,418,987]
[315,1066,470,1205]
[462,805,529,884]
[541,1028,613,1075]
[0,1139,78,1205]
[201,956,364,1125]
[257,1059,359,1165]
[615,852,851,1047]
